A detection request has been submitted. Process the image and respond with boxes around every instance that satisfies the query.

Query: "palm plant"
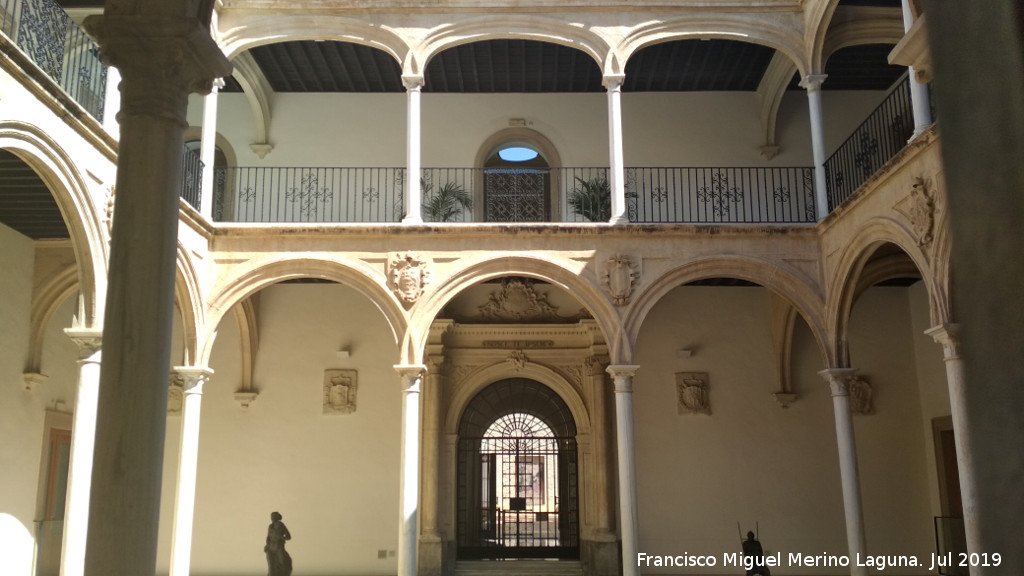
[423,178,473,222]
[568,176,612,222]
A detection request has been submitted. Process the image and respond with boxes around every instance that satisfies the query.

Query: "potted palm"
[423,179,473,222]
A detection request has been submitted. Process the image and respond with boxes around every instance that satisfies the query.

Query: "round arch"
[827,218,949,367]
[199,255,407,365]
[625,255,829,365]
[475,128,562,172]
[0,122,108,327]
[216,15,409,64]
[175,242,205,366]
[408,254,626,365]
[25,266,80,375]
[618,15,809,78]
[416,16,608,76]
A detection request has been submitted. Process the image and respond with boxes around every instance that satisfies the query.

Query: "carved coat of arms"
[388,252,431,307]
[676,372,710,415]
[603,254,638,306]
[323,369,358,415]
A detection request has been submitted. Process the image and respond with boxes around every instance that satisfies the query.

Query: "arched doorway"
[457,378,579,560]
[483,143,551,222]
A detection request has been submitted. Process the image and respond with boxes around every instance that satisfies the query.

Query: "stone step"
[454,559,584,576]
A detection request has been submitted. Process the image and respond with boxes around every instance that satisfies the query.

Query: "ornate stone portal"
[323,369,358,415]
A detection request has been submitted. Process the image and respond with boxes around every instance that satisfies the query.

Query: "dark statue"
[265,511,292,576]
[741,530,771,576]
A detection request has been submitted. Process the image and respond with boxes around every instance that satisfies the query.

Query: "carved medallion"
[909,178,935,247]
[603,254,638,306]
[849,376,874,415]
[388,252,431,307]
[506,350,528,371]
[478,279,563,322]
[323,369,358,415]
[676,372,710,415]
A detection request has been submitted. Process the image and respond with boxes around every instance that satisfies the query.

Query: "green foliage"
[423,179,473,222]
[568,176,612,222]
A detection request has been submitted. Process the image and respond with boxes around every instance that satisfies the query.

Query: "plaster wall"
[190,89,889,169]
[633,284,934,574]
[157,283,403,576]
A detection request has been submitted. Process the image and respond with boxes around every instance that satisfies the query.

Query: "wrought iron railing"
[210,165,816,225]
[824,74,914,211]
[0,0,108,121]
[214,166,406,223]
[180,146,204,211]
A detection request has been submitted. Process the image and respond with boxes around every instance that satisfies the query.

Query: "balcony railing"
[195,165,816,225]
[181,146,204,210]
[824,74,914,211]
[0,0,108,121]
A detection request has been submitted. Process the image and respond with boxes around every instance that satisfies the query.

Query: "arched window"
[483,143,551,222]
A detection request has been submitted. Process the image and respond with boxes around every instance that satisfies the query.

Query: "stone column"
[925,324,982,557]
[801,74,830,220]
[199,78,224,220]
[395,364,426,576]
[606,365,640,576]
[587,357,617,575]
[59,328,102,576]
[168,367,214,576]
[900,0,933,138]
[419,357,444,576]
[80,12,230,576]
[604,74,628,224]
[818,368,868,576]
[402,75,424,224]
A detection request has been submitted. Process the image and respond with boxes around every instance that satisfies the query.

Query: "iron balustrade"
[180,146,204,211]
[824,74,914,211]
[214,166,406,223]
[0,0,108,121]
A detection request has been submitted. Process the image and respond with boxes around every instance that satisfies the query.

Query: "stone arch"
[216,15,409,64]
[416,16,608,77]
[827,218,948,368]
[806,0,843,74]
[174,243,204,366]
[182,126,238,171]
[0,122,107,327]
[619,15,809,78]
[25,266,79,376]
[444,361,591,436]
[409,254,625,365]
[200,255,406,365]
[472,127,564,221]
[822,14,906,63]
[625,255,829,365]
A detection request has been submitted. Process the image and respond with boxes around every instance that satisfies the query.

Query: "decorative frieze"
[602,254,639,306]
[387,252,432,307]
[323,369,358,415]
[675,372,710,415]
[478,278,564,322]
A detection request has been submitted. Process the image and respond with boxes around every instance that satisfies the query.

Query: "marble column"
[604,75,628,224]
[606,365,640,576]
[419,357,444,576]
[587,357,617,575]
[900,0,933,138]
[801,74,830,220]
[80,12,230,576]
[59,328,102,576]
[925,324,982,559]
[168,367,214,576]
[818,368,868,576]
[402,75,424,224]
[395,364,426,576]
[199,78,223,220]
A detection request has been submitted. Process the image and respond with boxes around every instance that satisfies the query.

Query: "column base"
[582,537,620,576]
[419,534,443,576]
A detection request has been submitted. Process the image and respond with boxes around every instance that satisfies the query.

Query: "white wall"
[161,283,402,576]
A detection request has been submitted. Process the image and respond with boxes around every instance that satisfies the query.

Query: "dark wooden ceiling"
[0,150,68,240]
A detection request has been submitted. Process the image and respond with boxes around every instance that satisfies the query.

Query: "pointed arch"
[0,122,108,327]
[200,255,405,365]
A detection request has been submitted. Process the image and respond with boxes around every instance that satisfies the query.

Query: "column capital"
[925,323,962,360]
[395,364,427,392]
[800,74,828,91]
[818,367,858,397]
[402,75,425,91]
[171,366,214,394]
[602,74,626,90]
[606,364,640,392]
[212,77,226,91]
[64,328,103,360]
[83,15,232,125]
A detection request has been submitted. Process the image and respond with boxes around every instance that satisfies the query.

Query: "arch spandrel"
[199,255,406,366]
[826,218,949,368]
[0,122,109,328]
[625,255,829,366]
[407,254,627,366]
[175,242,204,366]
[216,14,409,64]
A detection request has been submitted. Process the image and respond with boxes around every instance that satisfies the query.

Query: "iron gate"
[484,168,550,222]
[457,435,579,559]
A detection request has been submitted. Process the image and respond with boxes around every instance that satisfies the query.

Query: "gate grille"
[484,168,550,222]
[457,436,579,559]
